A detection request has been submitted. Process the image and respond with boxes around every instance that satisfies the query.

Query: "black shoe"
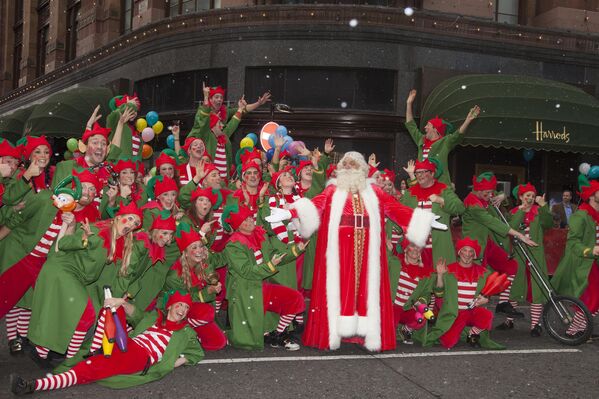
[495,319,514,330]
[270,331,300,351]
[495,302,525,319]
[467,334,481,348]
[530,324,542,337]
[291,320,305,337]
[10,374,35,395]
[9,337,25,356]
[25,345,53,370]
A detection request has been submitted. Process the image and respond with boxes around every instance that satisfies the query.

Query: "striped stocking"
[6,307,19,341]
[89,309,107,353]
[34,369,77,391]
[295,313,304,325]
[498,275,515,303]
[66,330,87,358]
[566,311,588,334]
[35,345,50,359]
[188,318,209,328]
[470,326,484,335]
[215,301,222,313]
[530,303,543,328]
[17,308,31,337]
[276,314,295,333]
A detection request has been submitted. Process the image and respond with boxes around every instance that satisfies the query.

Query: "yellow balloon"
[240,137,254,148]
[135,118,148,132]
[152,121,164,134]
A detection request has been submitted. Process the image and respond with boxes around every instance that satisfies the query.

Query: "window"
[37,0,50,77]
[13,1,24,88]
[166,0,216,17]
[496,0,519,24]
[122,0,134,34]
[133,68,227,112]
[65,0,81,62]
[245,67,396,112]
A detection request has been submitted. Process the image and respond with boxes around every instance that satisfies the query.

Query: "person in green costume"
[508,183,552,336]
[401,158,464,266]
[100,157,144,219]
[106,93,142,158]
[27,202,142,360]
[141,175,183,230]
[551,177,599,336]
[15,135,54,194]
[222,204,307,350]
[422,237,504,350]
[405,89,480,185]
[11,290,203,395]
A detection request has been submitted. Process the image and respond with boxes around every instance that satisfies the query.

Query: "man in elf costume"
[551,177,599,335]
[508,183,552,336]
[11,290,203,395]
[221,204,307,350]
[231,160,269,214]
[401,158,464,266]
[421,237,504,349]
[462,171,537,326]
[405,89,480,185]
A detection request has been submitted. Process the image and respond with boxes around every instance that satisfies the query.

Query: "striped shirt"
[268,194,302,244]
[212,205,225,244]
[131,132,141,157]
[254,249,264,265]
[214,143,227,179]
[31,213,62,258]
[421,147,431,160]
[132,324,174,364]
[394,271,420,307]
[457,281,478,310]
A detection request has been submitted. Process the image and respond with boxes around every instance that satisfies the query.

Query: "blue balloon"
[275,125,288,137]
[246,133,258,145]
[298,155,309,161]
[166,134,175,149]
[522,148,535,162]
[282,136,293,151]
[266,148,275,162]
[268,135,275,148]
[146,111,159,127]
[589,165,599,179]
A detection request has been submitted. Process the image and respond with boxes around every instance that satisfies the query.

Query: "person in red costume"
[267,151,442,352]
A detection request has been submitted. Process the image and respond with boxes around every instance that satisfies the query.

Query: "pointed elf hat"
[578,174,599,202]
[512,182,537,199]
[112,157,137,174]
[270,166,294,190]
[114,200,143,222]
[81,122,111,144]
[414,157,443,179]
[191,186,222,210]
[221,203,253,233]
[0,138,21,158]
[109,93,141,111]
[209,86,226,99]
[150,209,177,231]
[175,222,202,252]
[155,150,178,169]
[472,172,497,191]
[162,289,192,310]
[17,135,51,160]
[456,236,482,258]
[73,168,102,193]
[146,175,179,199]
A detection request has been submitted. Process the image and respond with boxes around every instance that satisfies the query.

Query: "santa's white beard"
[336,168,367,192]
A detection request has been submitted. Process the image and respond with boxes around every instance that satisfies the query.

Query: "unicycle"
[493,205,593,346]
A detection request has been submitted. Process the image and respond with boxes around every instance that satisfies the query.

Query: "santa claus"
[266,151,443,352]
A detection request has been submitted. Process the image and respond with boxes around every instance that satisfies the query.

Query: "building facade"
[1,0,599,197]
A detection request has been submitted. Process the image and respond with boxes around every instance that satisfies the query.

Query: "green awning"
[25,87,114,138]
[421,75,599,153]
[0,106,36,144]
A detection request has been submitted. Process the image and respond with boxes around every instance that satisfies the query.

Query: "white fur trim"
[289,197,320,239]
[338,316,358,337]
[406,208,435,248]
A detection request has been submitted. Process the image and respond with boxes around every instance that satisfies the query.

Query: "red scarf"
[155,310,188,331]
[73,203,100,223]
[464,192,487,208]
[408,180,447,201]
[228,226,266,251]
[136,231,166,264]
[171,259,209,290]
[423,137,441,150]
[98,224,125,261]
[510,204,539,227]
[579,202,599,224]
[448,262,486,283]
[401,259,434,279]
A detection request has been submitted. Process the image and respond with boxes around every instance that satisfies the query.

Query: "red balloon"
[142,144,153,159]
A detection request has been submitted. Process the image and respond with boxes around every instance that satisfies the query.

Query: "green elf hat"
[145,175,178,200]
[161,289,192,310]
[220,203,253,233]
[428,157,443,179]
[235,147,253,167]
[109,93,140,112]
[578,174,599,202]
[54,175,82,201]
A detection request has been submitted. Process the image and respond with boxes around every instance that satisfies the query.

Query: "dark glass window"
[122,0,134,33]
[133,69,228,113]
[37,0,50,77]
[167,0,215,17]
[245,67,396,112]
[65,0,80,62]
[13,1,24,88]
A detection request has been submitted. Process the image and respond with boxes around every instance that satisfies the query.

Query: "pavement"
[1,315,599,399]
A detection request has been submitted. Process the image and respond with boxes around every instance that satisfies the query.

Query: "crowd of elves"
[1,86,599,396]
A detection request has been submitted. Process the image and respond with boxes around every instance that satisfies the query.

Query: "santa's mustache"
[336,168,367,192]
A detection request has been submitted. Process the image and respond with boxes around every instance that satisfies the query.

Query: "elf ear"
[78,140,87,154]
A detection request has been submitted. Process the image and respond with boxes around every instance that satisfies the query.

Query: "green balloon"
[64,150,73,160]
[66,138,78,152]
[149,166,156,176]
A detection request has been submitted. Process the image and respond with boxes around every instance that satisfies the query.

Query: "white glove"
[265,207,292,223]
[431,214,448,231]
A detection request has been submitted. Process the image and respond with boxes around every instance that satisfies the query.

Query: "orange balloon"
[142,144,153,159]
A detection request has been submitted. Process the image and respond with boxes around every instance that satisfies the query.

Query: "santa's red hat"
[115,201,143,222]
[472,172,497,191]
[112,158,136,174]
[517,182,536,197]
[156,152,177,170]
[82,123,111,144]
[164,289,192,310]
[0,139,21,159]
[20,136,51,160]
[175,222,202,252]
[456,237,482,258]
[150,211,176,231]
[73,169,101,193]
[414,159,436,173]
[295,160,312,178]
[222,204,253,231]
[182,137,205,154]
[427,116,447,136]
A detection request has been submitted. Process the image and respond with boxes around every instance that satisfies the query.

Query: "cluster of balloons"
[136,111,164,159]
[579,162,599,179]
[65,137,83,160]
[262,125,307,162]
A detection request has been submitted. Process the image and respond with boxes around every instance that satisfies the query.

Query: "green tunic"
[551,209,599,298]
[508,205,552,304]
[1,175,34,206]
[405,120,463,185]
[223,233,303,350]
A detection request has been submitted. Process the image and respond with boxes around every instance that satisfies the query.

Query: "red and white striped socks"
[530,303,543,329]
[89,309,107,353]
[17,309,31,338]
[470,326,484,336]
[66,329,87,358]
[295,314,304,325]
[276,314,295,333]
[6,307,32,341]
[34,369,77,391]
[498,275,515,303]
[188,318,209,328]
[35,345,50,359]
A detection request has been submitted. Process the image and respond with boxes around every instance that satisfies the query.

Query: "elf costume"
[106,93,141,158]
[15,135,55,195]
[141,175,179,230]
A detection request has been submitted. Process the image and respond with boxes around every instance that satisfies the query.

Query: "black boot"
[291,320,305,337]
[10,374,35,396]
[9,337,25,356]
[467,334,481,348]
[270,331,300,351]
[495,302,524,319]
[530,324,542,337]
[495,319,514,330]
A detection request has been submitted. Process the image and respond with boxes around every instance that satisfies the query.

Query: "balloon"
[135,118,148,132]
[246,133,258,145]
[141,127,155,143]
[579,162,591,176]
[589,165,599,179]
[66,138,78,152]
[266,148,275,162]
[166,134,175,149]
[64,150,72,160]
[149,167,156,176]
[152,121,164,134]
[146,111,159,126]
[275,125,288,137]
[281,136,293,151]
[522,148,535,162]
[240,137,254,148]
[268,135,276,148]
[142,144,153,159]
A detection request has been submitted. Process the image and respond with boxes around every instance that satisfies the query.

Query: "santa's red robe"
[291,182,433,352]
